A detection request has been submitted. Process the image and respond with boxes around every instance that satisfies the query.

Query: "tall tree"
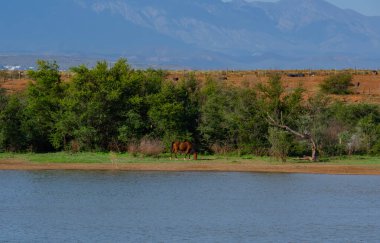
[198,77,268,154]
[148,74,199,146]
[52,59,166,151]
[53,59,131,150]
[259,75,328,161]
[0,96,26,151]
[24,60,64,151]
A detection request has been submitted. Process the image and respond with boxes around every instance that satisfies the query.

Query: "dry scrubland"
[1,69,380,103]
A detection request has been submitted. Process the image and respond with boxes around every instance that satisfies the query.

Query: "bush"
[127,141,140,157]
[320,73,353,94]
[210,143,233,155]
[288,140,309,157]
[370,140,380,155]
[139,138,165,156]
[127,138,165,157]
[268,127,290,162]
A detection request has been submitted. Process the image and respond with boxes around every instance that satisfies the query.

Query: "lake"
[0,171,379,242]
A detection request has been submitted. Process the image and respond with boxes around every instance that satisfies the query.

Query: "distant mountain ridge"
[1,0,380,69]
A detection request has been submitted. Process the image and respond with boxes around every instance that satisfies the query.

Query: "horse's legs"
[175,151,179,160]
[184,148,191,160]
[171,150,178,160]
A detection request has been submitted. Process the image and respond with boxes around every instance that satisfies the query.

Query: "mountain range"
[1,0,380,69]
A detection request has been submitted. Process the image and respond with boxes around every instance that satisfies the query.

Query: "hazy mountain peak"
[0,0,379,69]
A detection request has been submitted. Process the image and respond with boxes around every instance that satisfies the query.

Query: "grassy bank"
[1,152,380,166]
[0,152,276,164]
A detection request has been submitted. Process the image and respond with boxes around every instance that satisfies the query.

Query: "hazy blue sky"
[245,0,380,16]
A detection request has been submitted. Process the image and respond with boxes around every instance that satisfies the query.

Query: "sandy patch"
[1,159,380,175]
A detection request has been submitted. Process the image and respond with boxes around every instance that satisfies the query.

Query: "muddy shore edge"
[1,159,380,175]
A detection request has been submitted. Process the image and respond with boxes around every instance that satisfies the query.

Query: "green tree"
[327,102,380,155]
[329,102,380,127]
[118,68,165,144]
[258,75,304,127]
[23,60,64,151]
[148,74,199,146]
[0,88,7,110]
[260,75,327,161]
[233,88,268,154]
[52,59,166,151]
[198,78,236,151]
[0,88,8,151]
[198,77,268,154]
[53,60,130,150]
[0,96,26,151]
[356,115,380,153]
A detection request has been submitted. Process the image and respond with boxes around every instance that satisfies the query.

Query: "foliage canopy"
[1,60,379,160]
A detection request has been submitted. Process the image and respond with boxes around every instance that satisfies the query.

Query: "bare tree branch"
[267,112,318,161]
[266,113,308,139]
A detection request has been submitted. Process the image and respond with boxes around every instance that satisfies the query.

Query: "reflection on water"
[0,171,380,242]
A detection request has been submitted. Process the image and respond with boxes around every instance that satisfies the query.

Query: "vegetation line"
[1,59,380,163]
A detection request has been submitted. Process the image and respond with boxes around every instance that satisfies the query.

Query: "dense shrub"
[127,138,164,157]
[320,73,353,94]
[139,138,165,156]
[0,96,26,151]
[268,127,290,162]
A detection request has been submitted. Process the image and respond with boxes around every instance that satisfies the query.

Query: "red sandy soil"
[168,71,380,103]
[0,78,30,94]
[1,159,380,175]
[2,71,380,103]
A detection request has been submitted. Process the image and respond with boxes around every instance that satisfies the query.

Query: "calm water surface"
[0,171,380,242]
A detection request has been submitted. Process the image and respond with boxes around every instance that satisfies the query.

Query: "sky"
[245,0,380,16]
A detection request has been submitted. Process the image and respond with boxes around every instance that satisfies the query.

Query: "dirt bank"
[1,159,380,175]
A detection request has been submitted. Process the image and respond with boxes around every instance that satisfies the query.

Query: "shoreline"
[1,159,380,175]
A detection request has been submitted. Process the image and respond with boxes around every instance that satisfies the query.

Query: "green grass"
[0,152,276,164]
[0,152,173,164]
[1,152,380,165]
[323,155,380,165]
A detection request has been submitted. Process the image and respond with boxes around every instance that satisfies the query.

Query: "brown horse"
[171,141,197,160]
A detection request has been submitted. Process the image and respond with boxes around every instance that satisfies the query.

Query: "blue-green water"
[0,171,379,242]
